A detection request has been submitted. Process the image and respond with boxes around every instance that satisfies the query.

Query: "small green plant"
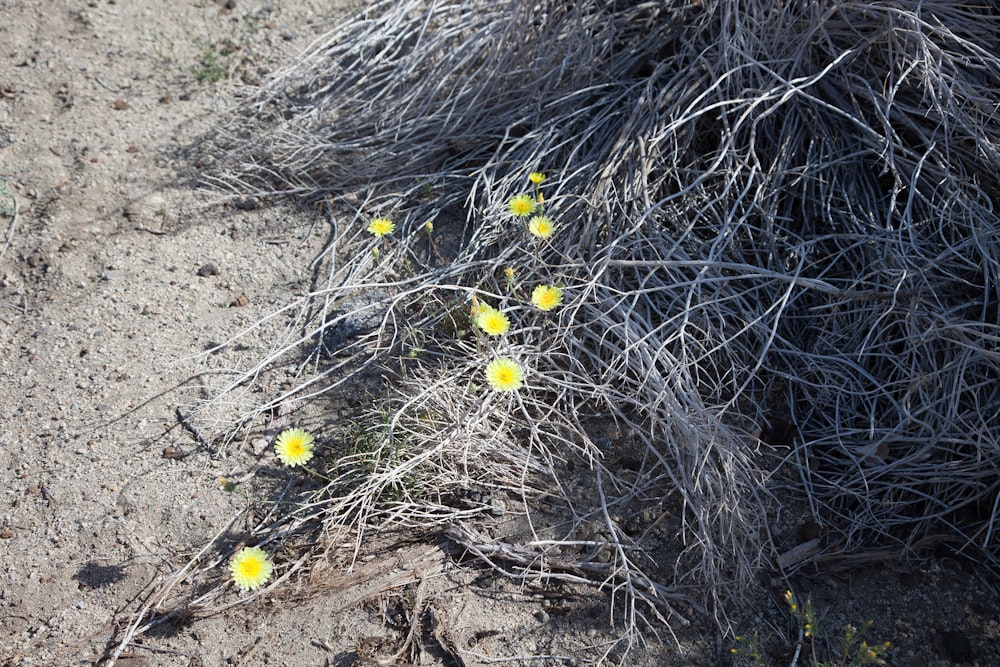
[193,46,229,82]
[731,632,764,665]
[342,415,421,500]
[731,590,890,666]
[148,30,179,70]
[786,589,891,667]
[403,328,427,358]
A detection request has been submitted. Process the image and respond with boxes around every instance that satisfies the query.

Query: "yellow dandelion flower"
[424,220,433,234]
[531,284,563,311]
[229,546,273,592]
[508,194,536,217]
[528,172,547,184]
[274,428,315,467]
[476,306,510,336]
[367,218,395,238]
[504,267,515,283]
[528,215,555,240]
[485,357,523,392]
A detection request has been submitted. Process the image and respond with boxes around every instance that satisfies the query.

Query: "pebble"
[162,446,184,460]
[197,262,219,277]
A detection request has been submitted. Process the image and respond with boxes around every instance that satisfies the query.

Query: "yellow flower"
[531,284,563,311]
[275,428,315,467]
[507,194,536,217]
[528,172,546,184]
[229,546,273,592]
[528,215,554,240]
[475,305,510,336]
[504,267,515,282]
[367,218,395,238]
[424,220,433,234]
[485,357,523,392]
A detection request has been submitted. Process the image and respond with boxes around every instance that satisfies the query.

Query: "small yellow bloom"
[504,267,515,281]
[485,357,523,392]
[424,220,434,234]
[229,546,273,592]
[528,172,546,184]
[528,215,554,240]
[475,305,510,336]
[507,194,536,217]
[531,284,563,311]
[367,218,395,238]
[275,428,315,467]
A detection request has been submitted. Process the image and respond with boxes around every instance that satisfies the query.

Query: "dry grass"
[111,0,1000,663]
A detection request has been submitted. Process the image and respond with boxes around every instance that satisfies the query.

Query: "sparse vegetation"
[192,44,229,82]
[113,0,1000,663]
[734,590,891,666]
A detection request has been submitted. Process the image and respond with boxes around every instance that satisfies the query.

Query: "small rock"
[159,94,172,105]
[196,262,219,277]
[162,446,184,460]
[230,294,249,307]
[234,196,258,211]
[112,99,129,110]
[0,527,13,539]
[26,250,46,268]
[126,144,140,153]
[321,292,390,352]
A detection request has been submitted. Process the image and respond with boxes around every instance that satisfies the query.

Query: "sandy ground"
[2,1,1000,666]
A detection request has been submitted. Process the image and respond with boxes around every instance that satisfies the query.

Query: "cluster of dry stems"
[113,0,1000,662]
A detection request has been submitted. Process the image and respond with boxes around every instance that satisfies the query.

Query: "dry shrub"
[127,0,1000,658]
